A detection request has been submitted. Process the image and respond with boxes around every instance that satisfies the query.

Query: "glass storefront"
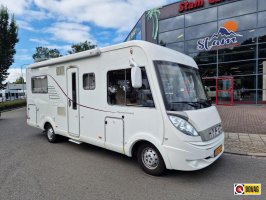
[126,0,266,104]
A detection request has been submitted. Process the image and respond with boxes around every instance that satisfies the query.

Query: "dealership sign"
[179,0,225,13]
[197,21,243,51]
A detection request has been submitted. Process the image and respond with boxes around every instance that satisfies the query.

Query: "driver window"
[107,68,155,107]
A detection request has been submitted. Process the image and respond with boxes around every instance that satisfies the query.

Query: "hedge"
[0,99,27,112]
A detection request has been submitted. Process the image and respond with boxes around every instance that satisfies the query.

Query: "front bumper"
[163,133,224,171]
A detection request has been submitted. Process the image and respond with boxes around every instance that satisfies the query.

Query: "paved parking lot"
[0,108,265,200]
[217,105,266,134]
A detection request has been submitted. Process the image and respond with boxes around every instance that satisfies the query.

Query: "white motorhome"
[27,41,224,175]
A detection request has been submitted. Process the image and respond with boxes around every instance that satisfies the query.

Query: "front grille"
[199,124,223,141]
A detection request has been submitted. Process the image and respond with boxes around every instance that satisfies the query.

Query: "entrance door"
[67,68,80,137]
[216,77,234,106]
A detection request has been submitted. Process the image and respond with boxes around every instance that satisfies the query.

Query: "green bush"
[0,99,26,112]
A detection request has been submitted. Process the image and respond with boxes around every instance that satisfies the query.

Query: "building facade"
[126,0,266,104]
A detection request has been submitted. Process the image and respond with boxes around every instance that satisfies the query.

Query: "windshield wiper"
[170,101,199,108]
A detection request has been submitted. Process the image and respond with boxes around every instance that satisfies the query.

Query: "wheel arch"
[125,134,172,169]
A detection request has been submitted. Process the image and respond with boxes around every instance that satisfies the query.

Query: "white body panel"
[26,41,224,171]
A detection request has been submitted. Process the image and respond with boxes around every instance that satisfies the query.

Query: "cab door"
[67,68,80,137]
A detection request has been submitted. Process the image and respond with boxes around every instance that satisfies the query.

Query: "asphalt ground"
[0,108,265,200]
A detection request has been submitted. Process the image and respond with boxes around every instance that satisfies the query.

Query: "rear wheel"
[45,124,58,143]
[137,143,166,176]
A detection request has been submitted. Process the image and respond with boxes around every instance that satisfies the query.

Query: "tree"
[0,6,19,88]
[68,41,96,54]
[32,46,61,62]
[13,76,25,84]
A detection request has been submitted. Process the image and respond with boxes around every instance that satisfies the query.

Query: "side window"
[83,73,95,90]
[107,68,155,107]
[31,75,48,93]
[107,69,126,105]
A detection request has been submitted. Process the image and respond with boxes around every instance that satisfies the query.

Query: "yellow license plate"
[214,145,222,157]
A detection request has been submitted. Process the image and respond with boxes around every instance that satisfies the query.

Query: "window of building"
[259,43,266,58]
[165,42,184,53]
[259,0,266,12]
[258,11,266,28]
[83,73,95,90]
[185,7,217,27]
[191,51,217,65]
[258,60,266,74]
[232,75,256,90]
[159,15,184,33]
[218,44,256,62]
[107,68,154,107]
[159,29,184,44]
[218,60,256,76]
[258,90,266,103]
[258,74,266,90]
[31,75,48,93]
[218,0,257,20]
[198,64,217,78]
[185,22,217,40]
[257,27,266,43]
[218,13,257,32]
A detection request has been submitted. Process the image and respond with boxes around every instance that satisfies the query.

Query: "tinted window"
[107,68,154,107]
[83,73,95,90]
[198,64,217,78]
[185,22,217,40]
[190,51,217,65]
[218,0,257,19]
[258,60,266,74]
[218,13,257,32]
[31,76,48,93]
[159,29,184,44]
[165,42,184,53]
[233,75,256,90]
[259,43,266,58]
[258,74,266,89]
[159,15,184,33]
[258,27,266,43]
[218,45,256,62]
[258,11,266,28]
[258,0,266,12]
[218,60,256,76]
[185,7,217,27]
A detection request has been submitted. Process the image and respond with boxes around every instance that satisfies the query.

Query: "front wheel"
[45,124,59,143]
[137,143,166,176]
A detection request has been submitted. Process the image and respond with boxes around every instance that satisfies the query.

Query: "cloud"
[29,38,50,45]
[15,54,32,61]
[4,68,26,83]
[0,0,31,15]
[45,22,94,43]
[16,20,36,32]
[33,0,169,32]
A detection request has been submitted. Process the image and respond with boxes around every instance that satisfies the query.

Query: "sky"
[0,0,177,83]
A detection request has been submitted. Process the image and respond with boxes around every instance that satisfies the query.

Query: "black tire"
[137,143,166,176]
[45,124,58,143]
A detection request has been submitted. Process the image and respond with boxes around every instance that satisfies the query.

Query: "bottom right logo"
[234,183,261,195]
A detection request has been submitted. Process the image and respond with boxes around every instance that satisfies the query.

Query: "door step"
[69,139,82,144]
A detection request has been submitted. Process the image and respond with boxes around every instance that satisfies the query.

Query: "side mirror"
[131,66,142,88]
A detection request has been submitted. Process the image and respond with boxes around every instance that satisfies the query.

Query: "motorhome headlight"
[168,115,198,136]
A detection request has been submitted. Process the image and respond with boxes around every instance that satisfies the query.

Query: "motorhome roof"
[27,41,197,69]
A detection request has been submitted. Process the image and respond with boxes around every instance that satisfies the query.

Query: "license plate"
[214,145,223,157]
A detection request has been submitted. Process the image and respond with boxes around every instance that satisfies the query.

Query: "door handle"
[68,99,71,107]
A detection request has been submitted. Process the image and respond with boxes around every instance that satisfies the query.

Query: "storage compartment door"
[105,117,124,153]
[28,104,37,125]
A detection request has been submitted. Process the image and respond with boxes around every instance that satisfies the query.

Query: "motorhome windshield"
[154,60,211,111]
